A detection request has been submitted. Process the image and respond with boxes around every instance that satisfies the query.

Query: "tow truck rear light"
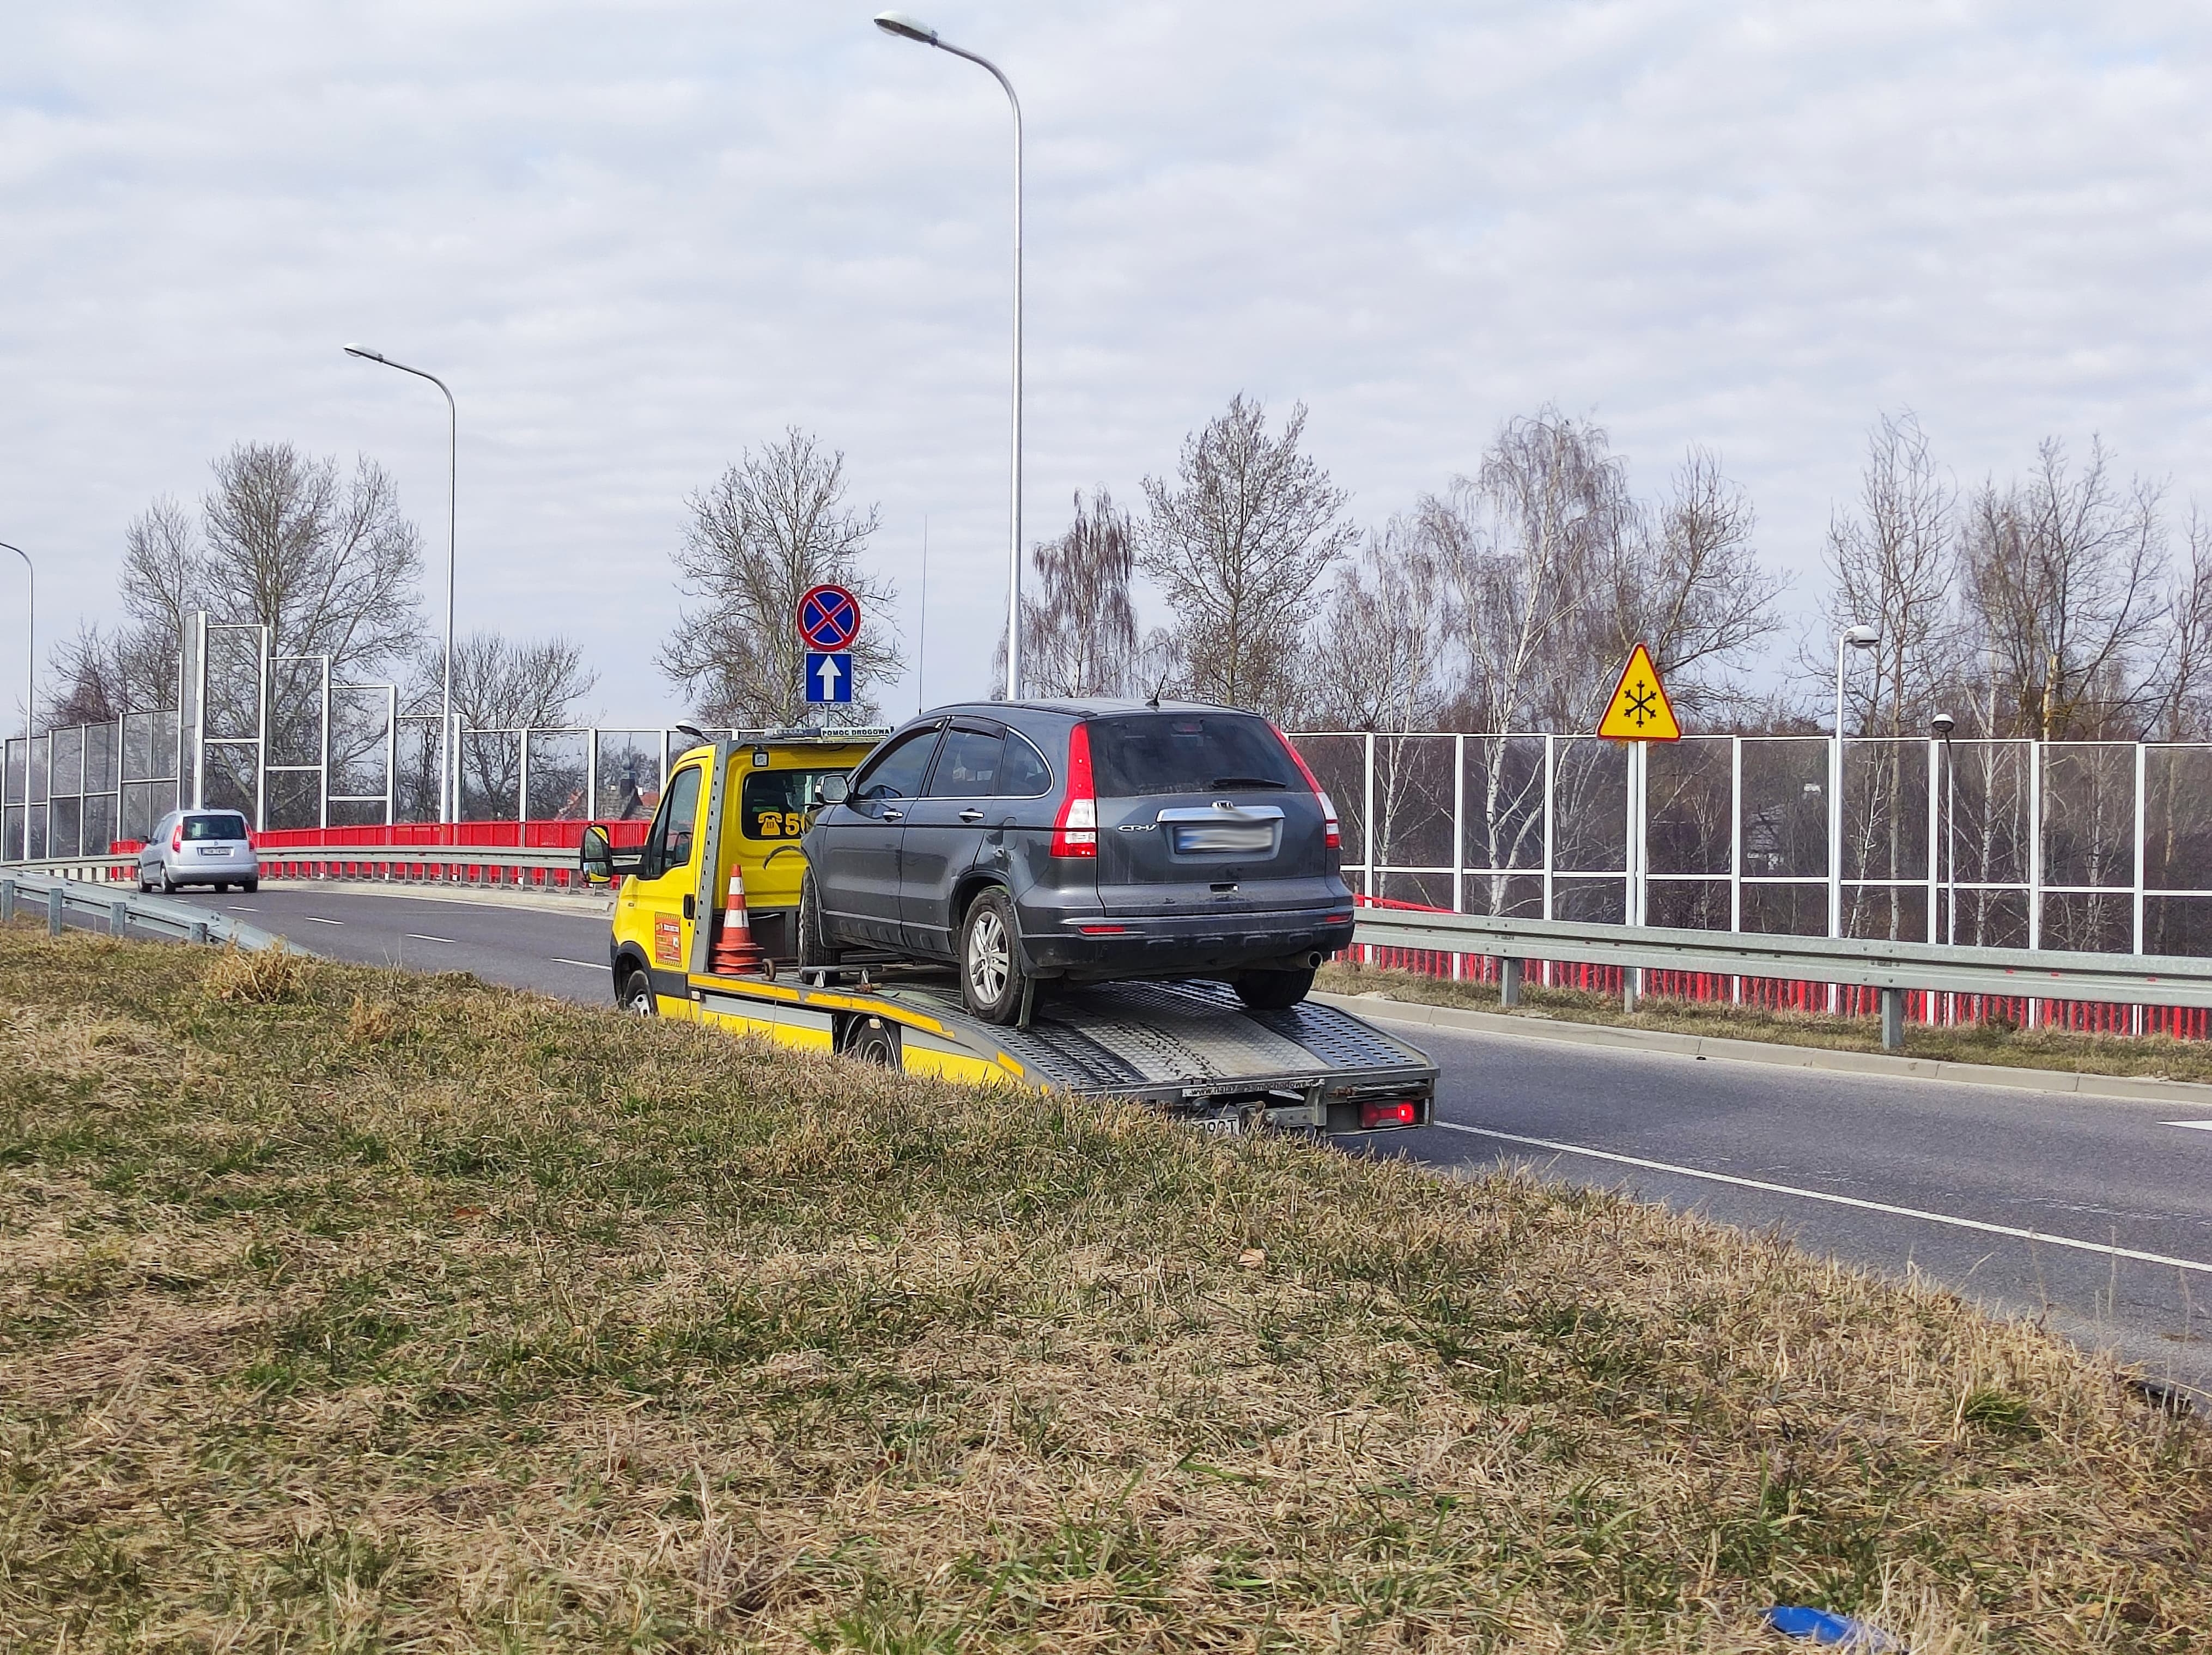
[1271,723,1340,850]
[1052,722,1098,858]
[1361,1099,1419,1130]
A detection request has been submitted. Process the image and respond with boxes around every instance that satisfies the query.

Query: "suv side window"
[852,726,941,802]
[645,764,703,877]
[925,725,1002,797]
[996,730,1052,797]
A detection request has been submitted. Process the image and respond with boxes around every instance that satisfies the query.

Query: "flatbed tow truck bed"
[682,964,1438,1138]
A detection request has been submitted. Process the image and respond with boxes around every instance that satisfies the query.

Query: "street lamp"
[0,540,28,860]
[1830,624,1880,942]
[344,344,458,825]
[872,10,1026,700]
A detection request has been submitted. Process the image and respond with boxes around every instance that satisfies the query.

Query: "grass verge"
[1320,959,2212,1087]
[2,927,2208,1651]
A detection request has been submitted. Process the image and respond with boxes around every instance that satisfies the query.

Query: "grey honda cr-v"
[799,699,1355,1023]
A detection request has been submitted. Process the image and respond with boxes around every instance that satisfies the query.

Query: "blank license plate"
[1172,822,1274,854]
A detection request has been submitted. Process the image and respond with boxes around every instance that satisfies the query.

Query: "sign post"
[798,583,861,711]
[1596,643,1681,1007]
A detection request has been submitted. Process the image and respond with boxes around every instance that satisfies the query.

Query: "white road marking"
[303,916,345,926]
[2164,1121,2212,1132]
[1435,1119,2212,1277]
[549,957,604,969]
[403,933,454,945]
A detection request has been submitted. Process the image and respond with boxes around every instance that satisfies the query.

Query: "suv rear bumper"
[1020,905,1356,982]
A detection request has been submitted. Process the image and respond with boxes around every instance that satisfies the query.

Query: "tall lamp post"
[872,10,1026,700]
[344,345,458,824]
[0,540,29,859]
[1830,624,1880,944]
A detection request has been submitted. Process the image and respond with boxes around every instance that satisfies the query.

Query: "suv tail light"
[1271,725,1340,850]
[171,823,184,853]
[1051,722,1097,858]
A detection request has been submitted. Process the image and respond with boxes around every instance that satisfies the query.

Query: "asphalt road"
[209,885,2212,1400]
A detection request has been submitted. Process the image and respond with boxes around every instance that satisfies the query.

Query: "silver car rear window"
[182,813,250,841]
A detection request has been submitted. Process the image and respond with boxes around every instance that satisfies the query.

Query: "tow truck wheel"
[842,1017,901,1068]
[959,888,1027,1024]
[1232,966,1316,1011]
[621,970,657,1017]
[798,874,842,969]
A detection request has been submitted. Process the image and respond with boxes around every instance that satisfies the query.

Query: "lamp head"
[1843,625,1880,649]
[1930,712,1955,738]
[343,344,386,363]
[873,10,939,44]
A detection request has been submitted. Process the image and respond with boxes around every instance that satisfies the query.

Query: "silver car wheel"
[965,905,1010,1006]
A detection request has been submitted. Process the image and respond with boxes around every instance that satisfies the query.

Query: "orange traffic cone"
[709,865,770,976]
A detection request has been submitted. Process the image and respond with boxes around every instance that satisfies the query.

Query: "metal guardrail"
[5,845,578,887]
[1354,907,2212,1048]
[0,872,289,951]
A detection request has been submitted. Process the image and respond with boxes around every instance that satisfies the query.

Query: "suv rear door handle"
[883,807,904,822]
[958,808,985,823]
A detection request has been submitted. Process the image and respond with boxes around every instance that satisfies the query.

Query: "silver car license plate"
[1172,822,1274,854]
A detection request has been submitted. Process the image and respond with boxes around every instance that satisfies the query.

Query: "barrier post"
[47,885,63,935]
[0,878,13,923]
[109,899,127,938]
[1499,956,1522,1008]
[1880,986,1906,1051]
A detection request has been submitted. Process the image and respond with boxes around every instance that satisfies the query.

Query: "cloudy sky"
[3,2,2209,727]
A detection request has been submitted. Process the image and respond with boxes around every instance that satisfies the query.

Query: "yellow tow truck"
[581,730,1437,1135]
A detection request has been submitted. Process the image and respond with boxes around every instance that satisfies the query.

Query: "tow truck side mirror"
[580,824,613,885]
[816,774,849,805]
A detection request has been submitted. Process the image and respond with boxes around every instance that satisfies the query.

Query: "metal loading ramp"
[874,977,1438,1117]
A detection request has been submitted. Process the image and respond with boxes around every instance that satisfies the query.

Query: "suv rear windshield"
[1086,714,1302,799]
[182,813,250,841]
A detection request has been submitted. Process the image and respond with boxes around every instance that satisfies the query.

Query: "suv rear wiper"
[1209,776,1289,789]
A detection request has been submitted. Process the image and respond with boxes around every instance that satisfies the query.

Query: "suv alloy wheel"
[959,887,1027,1024]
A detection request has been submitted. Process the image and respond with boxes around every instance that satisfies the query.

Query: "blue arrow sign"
[806,651,853,703]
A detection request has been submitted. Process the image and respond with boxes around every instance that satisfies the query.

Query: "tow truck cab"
[585,728,885,1014]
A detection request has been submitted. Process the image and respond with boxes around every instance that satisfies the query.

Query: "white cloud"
[2,1,2209,726]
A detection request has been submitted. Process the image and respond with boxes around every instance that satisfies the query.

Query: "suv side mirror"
[816,773,849,805]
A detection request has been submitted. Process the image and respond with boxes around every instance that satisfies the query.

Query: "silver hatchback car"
[138,809,260,894]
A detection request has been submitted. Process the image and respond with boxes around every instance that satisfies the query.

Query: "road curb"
[1311,991,2212,1108]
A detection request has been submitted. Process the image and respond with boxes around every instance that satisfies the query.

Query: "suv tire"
[1232,966,1315,1011]
[798,873,842,969]
[959,887,1028,1025]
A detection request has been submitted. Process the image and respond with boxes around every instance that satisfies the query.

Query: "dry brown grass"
[1,927,2207,1651]
[202,938,315,1005]
[1320,960,2212,1086]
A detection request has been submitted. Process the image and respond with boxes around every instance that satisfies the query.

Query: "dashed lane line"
[303,916,345,926]
[549,958,605,969]
[1433,1119,2212,1277]
[2164,1121,2212,1133]
[403,933,454,945]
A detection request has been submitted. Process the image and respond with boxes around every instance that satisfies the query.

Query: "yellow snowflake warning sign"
[1596,643,1681,741]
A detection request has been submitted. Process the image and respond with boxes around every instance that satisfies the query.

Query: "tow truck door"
[628,758,707,1017]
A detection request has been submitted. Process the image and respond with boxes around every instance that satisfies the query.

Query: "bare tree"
[1956,437,2168,740]
[408,631,599,817]
[1140,396,1356,717]
[1301,519,1453,732]
[661,429,898,727]
[994,489,1146,698]
[1815,413,1956,938]
[2145,510,2212,742]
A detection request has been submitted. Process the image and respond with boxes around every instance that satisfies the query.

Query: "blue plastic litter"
[1765,1605,1900,1650]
